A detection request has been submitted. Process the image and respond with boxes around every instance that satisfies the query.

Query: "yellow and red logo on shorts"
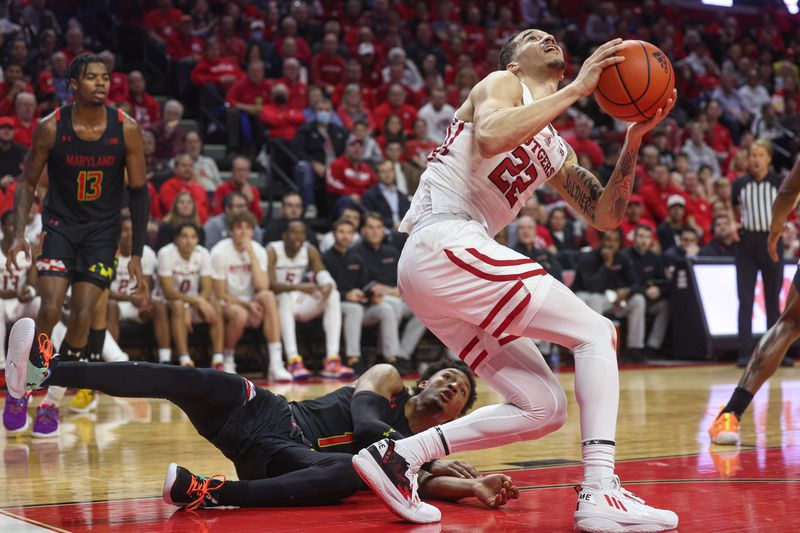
[36,258,66,272]
[89,261,115,280]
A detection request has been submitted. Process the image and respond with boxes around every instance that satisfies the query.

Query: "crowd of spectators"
[1,0,800,371]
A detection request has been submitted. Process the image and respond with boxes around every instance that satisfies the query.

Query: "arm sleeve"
[351,391,407,444]
[128,185,150,256]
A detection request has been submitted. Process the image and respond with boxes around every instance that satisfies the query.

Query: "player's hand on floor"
[428,459,480,479]
[473,474,520,508]
[628,89,677,140]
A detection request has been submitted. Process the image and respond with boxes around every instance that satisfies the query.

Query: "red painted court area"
[2,448,797,532]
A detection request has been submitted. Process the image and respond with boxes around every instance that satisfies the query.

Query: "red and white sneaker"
[574,475,678,532]
[287,357,312,380]
[321,355,354,379]
[352,439,441,523]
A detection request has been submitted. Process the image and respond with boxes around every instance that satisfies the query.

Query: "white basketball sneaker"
[574,475,678,532]
[352,439,441,523]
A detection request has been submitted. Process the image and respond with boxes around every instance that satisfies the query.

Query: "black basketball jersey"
[44,104,127,224]
[290,386,413,454]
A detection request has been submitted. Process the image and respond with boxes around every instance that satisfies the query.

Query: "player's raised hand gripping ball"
[595,40,675,122]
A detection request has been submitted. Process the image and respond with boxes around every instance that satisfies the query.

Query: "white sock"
[394,426,449,470]
[582,442,616,484]
[223,348,235,358]
[268,342,283,367]
[179,354,192,365]
[211,353,224,364]
[158,348,172,363]
[43,385,67,406]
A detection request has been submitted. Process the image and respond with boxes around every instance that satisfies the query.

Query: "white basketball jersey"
[210,238,268,299]
[0,248,28,294]
[269,241,308,286]
[156,243,212,297]
[111,246,157,295]
[399,81,568,237]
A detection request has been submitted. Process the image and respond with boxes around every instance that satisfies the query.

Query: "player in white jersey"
[0,210,39,371]
[210,211,289,379]
[107,215,157,337]
[156,223,223,368]
[351,31,679,532]
[267,220,353,380]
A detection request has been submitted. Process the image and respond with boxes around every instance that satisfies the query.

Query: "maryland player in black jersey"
[5,55,149,437]
[9,330,519,509]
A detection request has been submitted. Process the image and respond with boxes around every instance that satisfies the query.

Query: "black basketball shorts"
[37,217,120,289]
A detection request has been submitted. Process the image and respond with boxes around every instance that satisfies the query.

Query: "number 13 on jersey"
[77,170,103,201]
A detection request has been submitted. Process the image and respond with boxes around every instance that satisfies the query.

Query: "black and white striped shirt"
[732,172,783,232]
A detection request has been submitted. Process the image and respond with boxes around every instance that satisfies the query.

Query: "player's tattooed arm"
[603,147,636,224]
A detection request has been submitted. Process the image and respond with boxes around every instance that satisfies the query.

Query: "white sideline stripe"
[0,512,59,532]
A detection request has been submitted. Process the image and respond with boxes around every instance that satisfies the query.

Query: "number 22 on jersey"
[77,170,103,201]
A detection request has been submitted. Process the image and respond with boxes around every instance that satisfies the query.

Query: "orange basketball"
[594,40,675,122]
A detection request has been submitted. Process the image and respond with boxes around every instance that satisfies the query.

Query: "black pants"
[736,231,783,356]
[44,361,361,507]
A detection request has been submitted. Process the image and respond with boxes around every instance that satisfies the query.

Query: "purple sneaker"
[31,403,59,438]
[3,393,30,433]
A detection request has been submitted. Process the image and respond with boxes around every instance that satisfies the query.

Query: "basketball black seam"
[636,61,673,117]
[613,62,647,121]
[597,84,629,106]
[631,40,651,103]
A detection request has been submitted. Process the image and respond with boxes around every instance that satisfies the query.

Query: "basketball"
[594,40,675,122]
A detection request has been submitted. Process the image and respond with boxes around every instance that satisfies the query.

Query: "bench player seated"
[106,213,157,341]
[7,330,518,510]
[155,223,224,368]
[210,211,289,378]
[267,220,353,379]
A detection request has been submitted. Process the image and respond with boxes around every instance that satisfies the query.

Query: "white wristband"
[316,270,335,288]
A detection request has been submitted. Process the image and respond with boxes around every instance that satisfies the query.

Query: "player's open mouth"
[544,45,559,53]
[440,389,453,403]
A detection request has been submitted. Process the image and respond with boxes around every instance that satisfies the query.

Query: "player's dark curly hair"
[66,54,107,85]
[498,31,523,70]
[413,359,478,415]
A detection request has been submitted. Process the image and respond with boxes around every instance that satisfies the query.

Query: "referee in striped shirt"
[732,139,788,367]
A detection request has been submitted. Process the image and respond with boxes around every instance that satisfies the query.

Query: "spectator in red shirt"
[564,115,605,169]
[227,60,272,149]
[11,92,37,148]
[332,59,375,110]
[337,83,376,132]
[61,26,91,64]
[0,64,34,116]
[125,71,161,129]
[190,37,244,93]
[373,83,417,135]
[212,156,263,222]
[259,83,306,140]
[640,163,685,223]
[277,58,308,112]
[216,15,246,64]
[356,42,383,89]
[143,0,184,45]
[159,153,210,223]
[99,50,129,104]
[311,33,346,93]
[165,15,204,63]
[635,144,660,190]
[705,100,733,167]
[326,136,377,212]
[274,17,311,64]
[683,171,712,242]
[619,195,657,249]
[405,118,438,169]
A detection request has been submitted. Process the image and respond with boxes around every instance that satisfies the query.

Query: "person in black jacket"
[573,228,647,359]
[622,225,670,355]
[513,216,564,282]
[261,191,319,247]
[292,98,349,211]
[322,219,401,373]
[656,194,688,252]
[699,214,737,257]
[361,159,411,230]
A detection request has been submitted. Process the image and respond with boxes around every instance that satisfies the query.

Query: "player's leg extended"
[278,291,310,378]
[169,300,192,364]
[710,282,800,445]
[254,290,290,380]
[152,300,172,363]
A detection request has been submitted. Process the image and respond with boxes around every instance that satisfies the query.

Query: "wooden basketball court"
[1,363,799,531]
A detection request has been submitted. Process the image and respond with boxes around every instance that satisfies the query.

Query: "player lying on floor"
[6,317,518,510]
